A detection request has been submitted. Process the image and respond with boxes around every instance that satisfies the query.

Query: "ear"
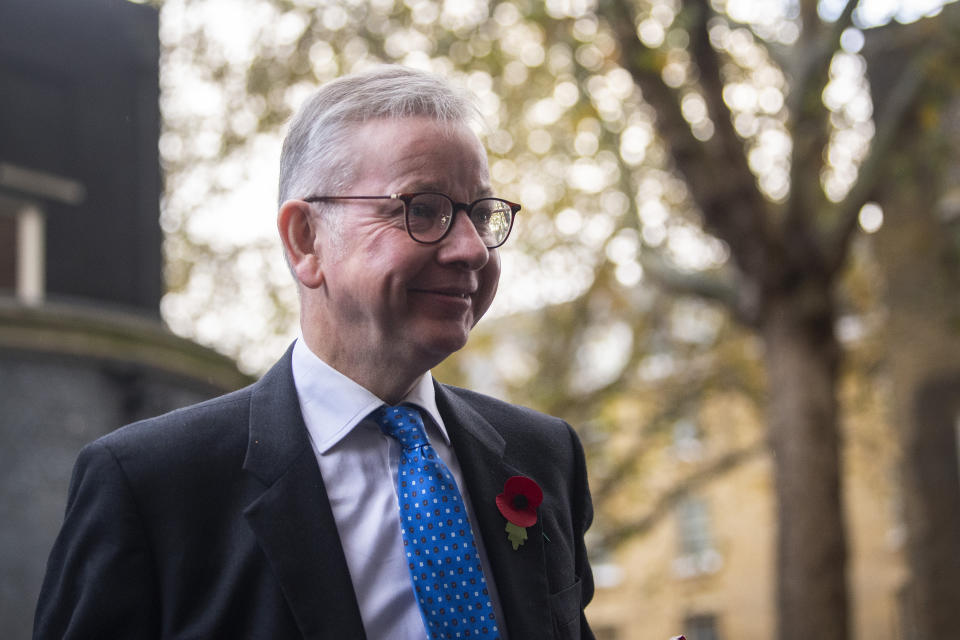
[278,199,325,288]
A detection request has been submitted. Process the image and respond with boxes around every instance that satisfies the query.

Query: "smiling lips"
[408,288,477,316]
[410,286,475,299]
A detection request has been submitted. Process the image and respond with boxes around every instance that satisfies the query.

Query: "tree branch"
[821,1,959,274]
[591,441,767,550]
[639,251,737,310]
[717,14,793,71]
[590,351,766,501]
[599,0,778,289]
[824,44,936,274]
[786,0,858,119]
[783,0,858,264]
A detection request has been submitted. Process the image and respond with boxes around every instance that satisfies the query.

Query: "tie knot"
[373,404,429,451]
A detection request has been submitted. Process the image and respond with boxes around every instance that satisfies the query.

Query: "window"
[955,412,960,489]
[593,626,620,640]
[896,583,917,640]
[0,211,15,291]
[677,496,712,557]
[0,162,83,305]
[683,613,721,640]
[0,197,45,305]
[672,417,704,461]
[673,496,723,577]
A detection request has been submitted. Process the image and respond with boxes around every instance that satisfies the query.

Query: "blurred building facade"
[0,1,251,636]
[586,387,908,640]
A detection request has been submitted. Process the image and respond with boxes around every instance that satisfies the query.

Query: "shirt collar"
[291,337,449,454]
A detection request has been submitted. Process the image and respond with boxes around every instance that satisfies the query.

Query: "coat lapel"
[242,349,366,639]
[435,384,554,639]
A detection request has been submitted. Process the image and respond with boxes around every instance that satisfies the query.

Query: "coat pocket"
[549,578,582,638]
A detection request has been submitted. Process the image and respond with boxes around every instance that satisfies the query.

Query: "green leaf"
[505,521,528,550]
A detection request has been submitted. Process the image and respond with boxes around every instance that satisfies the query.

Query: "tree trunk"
[902,373,960,638]
[874,163,960,640]
[762,287,849,640]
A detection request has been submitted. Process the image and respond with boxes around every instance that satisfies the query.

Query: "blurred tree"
[592,1,857,636]
[865,14,960,638]
[150,0,959,638]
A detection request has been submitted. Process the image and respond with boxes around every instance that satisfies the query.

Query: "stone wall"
[0,301,253,638]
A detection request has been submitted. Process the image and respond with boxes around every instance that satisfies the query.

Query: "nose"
[436,208,490,270]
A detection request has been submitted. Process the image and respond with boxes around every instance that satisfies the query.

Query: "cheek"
[368,247,430,307]
[473,256,501,321]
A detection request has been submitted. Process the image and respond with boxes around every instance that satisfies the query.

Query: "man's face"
[309,116,501,377]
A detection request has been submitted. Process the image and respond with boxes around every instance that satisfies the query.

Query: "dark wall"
[0,350,236,639]
[0,0,162,314]
[0,3,179,634]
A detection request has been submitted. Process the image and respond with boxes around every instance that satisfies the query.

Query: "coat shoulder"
[439,384,566,429]
[96,383,255,454]
[437,383,581,463]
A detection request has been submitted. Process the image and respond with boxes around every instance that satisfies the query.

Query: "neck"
[300,325,424,405]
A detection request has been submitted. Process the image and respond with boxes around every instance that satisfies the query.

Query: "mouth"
[409,288,477,309]
[410,287,475,299]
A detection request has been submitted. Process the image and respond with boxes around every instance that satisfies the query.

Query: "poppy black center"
[512,494,528,510]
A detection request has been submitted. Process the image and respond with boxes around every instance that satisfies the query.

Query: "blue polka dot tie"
[374,405,501,640]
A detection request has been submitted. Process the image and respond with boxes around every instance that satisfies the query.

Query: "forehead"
[346,117,490,194]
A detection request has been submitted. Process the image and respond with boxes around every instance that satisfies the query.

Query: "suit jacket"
[34,347,595,639]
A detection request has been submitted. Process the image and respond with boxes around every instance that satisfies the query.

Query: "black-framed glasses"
[302,192,521,249]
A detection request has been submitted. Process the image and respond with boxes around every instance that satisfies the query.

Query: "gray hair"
[278,65,482,207]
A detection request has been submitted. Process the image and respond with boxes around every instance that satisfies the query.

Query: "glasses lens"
[406,193,452,242]
[470,199,513,247]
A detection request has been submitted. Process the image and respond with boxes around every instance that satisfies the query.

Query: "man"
[34,66,594,639]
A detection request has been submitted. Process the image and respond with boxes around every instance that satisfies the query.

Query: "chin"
[414,331,471,364]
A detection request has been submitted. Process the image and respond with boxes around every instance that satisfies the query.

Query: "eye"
[472,208,491,225]
[406,194,451,238]
[471,200,510,228]
[409,202,438,219]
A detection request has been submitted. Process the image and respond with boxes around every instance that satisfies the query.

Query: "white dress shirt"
[290,338,508,639]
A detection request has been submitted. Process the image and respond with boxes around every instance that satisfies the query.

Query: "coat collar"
[435,383,554,639]
[238,349,554,639]
[242,346,366,639]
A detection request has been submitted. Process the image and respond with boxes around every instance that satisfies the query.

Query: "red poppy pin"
[495,475,543,550]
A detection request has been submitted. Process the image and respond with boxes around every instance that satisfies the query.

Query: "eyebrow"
[401,183,495,200]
